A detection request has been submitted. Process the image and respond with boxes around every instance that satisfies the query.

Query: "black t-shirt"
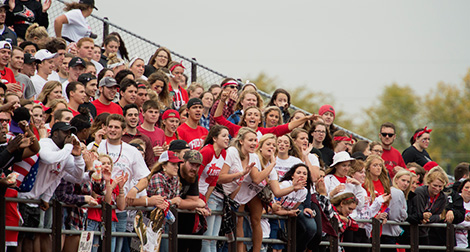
[6,0,49,39]
[0,143,24,172]
[143,65,156,78]
[402,146,432,167]
[319,146,334,167]
[78,102,97,119]
[178,169,199,199]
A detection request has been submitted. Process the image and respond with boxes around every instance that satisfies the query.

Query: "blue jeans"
[201,194,223,252]
[86,219,116,252]
[159,223,170,252]
[115,212,127,252]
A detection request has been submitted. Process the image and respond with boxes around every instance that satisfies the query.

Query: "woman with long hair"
[37,81,63,107]
[291,128,321,181]
[227,89,263,125]
[267,88,291,124]
[198,125,229,252]
[402,127,433,167]
[144,47,172,77]
[214,90,314,139]
[332,130,353,154]
[148,71,171,109]
[289,110,311,131]
[456,179,470,248]
[380,169,411,252]
[263,106,283,128]
[99,35,120,66]
[275,134,303,178]
[54,0,97,42]
[109,32,130,61]
[308,121,335,166]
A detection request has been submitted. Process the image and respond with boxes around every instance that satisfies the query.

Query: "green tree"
[357,83,422,150]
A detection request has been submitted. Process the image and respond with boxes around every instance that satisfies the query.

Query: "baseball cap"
[78,73,97,85]
[168,140,189,151]
[0,41,11,51]
[24,53,39,64]
[99,77,119,88]
[0,2,8,9]
[79,0,98,10]
[51,122,77,134]
[35,49,57,62]
[183,150,203,165]
[68,57,86,68]
[158,151,183,163]
[187,98,203,109]
[162,109,180,120]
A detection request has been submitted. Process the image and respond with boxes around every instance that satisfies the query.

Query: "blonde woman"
[37,81,63,107]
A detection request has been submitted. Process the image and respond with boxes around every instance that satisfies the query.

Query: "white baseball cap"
[35,49,57,62]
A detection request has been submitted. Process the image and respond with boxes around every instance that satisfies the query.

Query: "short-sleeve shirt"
[136,125,165,148]
[178,170,199,199]
[1,67,16,85]
[177,123,208,150]
[92,99,123,116]
[62,9,92,42]
[278,180,307,210]
[274,156,303,179]
[198,144,227,196]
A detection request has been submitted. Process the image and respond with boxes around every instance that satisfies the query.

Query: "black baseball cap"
[51,122,77,134]
[168,140,190,151]
[187,98,203,109]
[24,53,39,64]
[78,73,97,85]
[79,0,98,10]
[68,57,86,68]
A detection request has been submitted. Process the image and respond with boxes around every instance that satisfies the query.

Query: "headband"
[107,60,125,69]
[344,196,357,202]
[129,57,144,68]
[170,61,185,72]
[413,126,432,141]
[222,80,239,87]
[333,135,353,143]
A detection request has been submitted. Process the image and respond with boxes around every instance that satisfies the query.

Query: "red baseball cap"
[162,109,180,120]
[158,151,183,163]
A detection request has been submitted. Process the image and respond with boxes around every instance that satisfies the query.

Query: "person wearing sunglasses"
[208,78,239,128]
[379,122,406,179]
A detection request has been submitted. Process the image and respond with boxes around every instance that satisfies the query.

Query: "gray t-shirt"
[15,73,36,99]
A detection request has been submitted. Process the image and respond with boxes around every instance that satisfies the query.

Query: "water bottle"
[165,210,175,224]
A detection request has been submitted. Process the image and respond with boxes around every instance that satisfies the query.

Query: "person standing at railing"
[54,0,97,43]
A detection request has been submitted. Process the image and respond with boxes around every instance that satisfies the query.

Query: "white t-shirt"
[62,80,70,102]
[307,153,320,167]
[63,9,92,42]
[31,74,48,98]
[278,180,307,210]
[274,156,303,179]
[48,71,60,82]
[96,140,150,213]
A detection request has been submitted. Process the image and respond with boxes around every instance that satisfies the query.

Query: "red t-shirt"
[214,115,290,138]
[87,181,119,222]
[5,188,20,244]
[68,106,80,117]
[165,133,178,145]
[136,125,166,147]
[177,123,208,150]
[92,99,123,115]
[334,174,347,184]
[1,67,16,85]
[372,179,385,196]
[381,146,406,178]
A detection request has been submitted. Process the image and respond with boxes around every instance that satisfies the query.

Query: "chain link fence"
[45,0,368,141]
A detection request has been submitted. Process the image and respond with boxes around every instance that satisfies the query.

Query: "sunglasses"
[380,133,395,138]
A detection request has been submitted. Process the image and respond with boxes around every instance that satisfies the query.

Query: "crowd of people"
[0,1,469,252]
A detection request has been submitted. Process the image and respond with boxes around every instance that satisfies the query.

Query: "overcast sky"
[92,0,470,119]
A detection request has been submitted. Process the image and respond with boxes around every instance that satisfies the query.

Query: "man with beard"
[92,77,122,115]
[122,103,154,167]
[177,98,208,150]
[177,150,208,252]
[379,122,406,178]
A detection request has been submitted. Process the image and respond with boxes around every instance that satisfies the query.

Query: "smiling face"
[47,85,63,102]
[130,59,145,78]
[338,202,357,217]
[259,138,276,159]
[106,120,124,141]
[31,107,44,126]
[155,50,169,68]
[214,128,230,149]
[151,80,164,94]
[85,79,98,98]
[0,48,11,67]
[125,108,139,129]
[335,161,351,177]
[277,135,291,155]
[352,168,366,184]
[163,161,179,177]
[120,85,137,104]
[240,132,258,154]
[39,58,55,76]
[243,107,262,129]
[428,179,444,197]
[265,110,280,128]
[100,86,118,102]
[461,181,470,200]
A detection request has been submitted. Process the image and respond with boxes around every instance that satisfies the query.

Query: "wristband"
[133,186,139,192]
[145,197,148,207]
[93,142,99,148]
[169,199,172,206]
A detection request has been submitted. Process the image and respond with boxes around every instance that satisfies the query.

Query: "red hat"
[319,104,335,117]
[158,151,183,163]
[162,109,180,120]
[423,161,439,171]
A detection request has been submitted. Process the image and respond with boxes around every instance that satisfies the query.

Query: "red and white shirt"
[198,144,227,196]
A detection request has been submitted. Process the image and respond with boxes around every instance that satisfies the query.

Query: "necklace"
[106,140,123,163]
[0,68,6,77]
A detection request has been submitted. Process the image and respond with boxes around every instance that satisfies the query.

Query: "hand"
[306,113,320,121]
[393,166,404,175]
[18,121,31,135]
[269,154,276,166]
[162,143,169,151]
[220,90,230,102]
[153,145,164,157]
[0,100,15,112]
[64,135,73,145]
[195,207,211,216]
[0,176,16,187]
[66,42,78,56]
[229,90,238,102]
[42,0,51,12]
[303,208,314,218]
[346,177,360,185]
[6,83,22,93]
[302,143,314,157]
[6,134,24,153]
[94,128,106,145]
[170,196,182,207]
[293,177,306,191]
[149,195,167,209]
[18,135,32,149]
[40,200,49,211]
[445,210,454,223]
[381,193,391,204]
[242,162,255,176]
[85,195,98,206]
[71,137,82,156]
[37,124,48,139]
[464,214,470,222]
[331,184,345,197]
[376,212,388,220]
[315,177,327,196]
[83,150,97,171]
[126,187,138,206]
[116,172,129,189]
[102,166,112,181]
[423,212,432,221]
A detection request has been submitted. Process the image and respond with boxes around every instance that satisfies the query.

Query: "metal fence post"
[329,217,339,252]
[371,218,381,252]
[168,207,178,252]
[52,200,62,252]
[103,17,109,40]
[446,222,455,252]
[409,223,419,252]
[286,216,297,252]
[0,187,6,252]
[191,58,198,83]
[102,203,113,252]
[228,209,237,252]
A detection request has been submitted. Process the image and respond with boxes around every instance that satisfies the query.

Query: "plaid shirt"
[55,179,87,230]
[200,113,210,130]
[148,171,179,199]
[209,99,235,128]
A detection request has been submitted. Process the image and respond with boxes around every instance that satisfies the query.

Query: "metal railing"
[45,0,369,141]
